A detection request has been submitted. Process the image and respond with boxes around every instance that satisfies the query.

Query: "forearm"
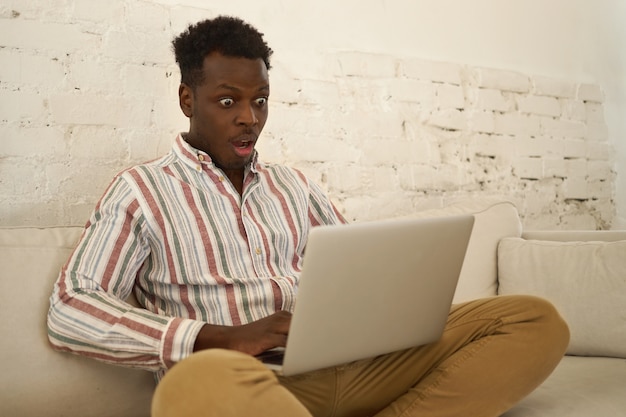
[47,285,205,371]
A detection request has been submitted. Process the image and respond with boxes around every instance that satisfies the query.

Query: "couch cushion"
[0,227,155,417]
[497,238,626,358]
[403,199,522,303]
[502,356,626,417]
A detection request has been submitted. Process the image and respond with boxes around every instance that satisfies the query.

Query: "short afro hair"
[172,16,273,89]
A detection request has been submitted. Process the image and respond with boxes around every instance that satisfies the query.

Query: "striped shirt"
[47,134,345,379]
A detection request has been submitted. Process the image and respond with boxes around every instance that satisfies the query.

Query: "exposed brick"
[544,158,567,178]
[586,122,609,141]
[151,98,189,130]
[0,126,66,157]
[540,118,586,139]
[49,93,152,127]
[587,160,612,181]
[168,6,215,36]
[435,84,465,109]
[585,102,605,123]
[577,83,604,102]
[514,157,543,180]
[532,76,577,98]
[360,138,432,165]
[340,106,406,139]
[426,109,467,131]
[398,164,439,190]
[560,139,587,159]
[297,79,341,107]
[125,1,169,31]
[470,133,512,159]
[514,136,547,157]
[398,59,462,85]
[0,6,616,230]
[388,78,435,106]
[0,90,47,123]
[562,176,589,200]
[561,100,587,121]
[124,128,173,163]
[565,158,588,177]
[328,165,399,195]
[73,0,124,24]
[588,179,612,199]
[285,135,359,163]
[0,50,65,88]
[539,136,570,156]
[66,59,124,93]
[517,95,561,117]
[433,163,463,189]
[122,63,175,98]
[266,63,304,105]
[68,126,129,161]
[467,110,495,134]
[494,113,541,136]
[0,200,63,227]
[473,67,531,93]
[469,88,511,112]
[334,51,396,78]
[0,18,100,52]
[102,29,172,65]
[587,142,611,160]
[46,160,124,199]
[559,212,597,229]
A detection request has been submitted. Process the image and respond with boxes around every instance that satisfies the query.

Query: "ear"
[179,83,193,118]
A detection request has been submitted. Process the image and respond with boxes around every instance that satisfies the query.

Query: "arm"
[307,178,347,227]
[47,176,205,371]
[47,175,293,371]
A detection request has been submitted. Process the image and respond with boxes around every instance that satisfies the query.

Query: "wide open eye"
[219,98,234,107]
[255,97,268,106]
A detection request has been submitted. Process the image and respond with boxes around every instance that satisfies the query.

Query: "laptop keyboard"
[255,347,285,365]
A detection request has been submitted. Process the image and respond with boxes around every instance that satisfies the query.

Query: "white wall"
[1,0,624,229]
[235,0,626,228]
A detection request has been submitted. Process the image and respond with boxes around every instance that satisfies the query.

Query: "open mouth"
[231,136,256,157]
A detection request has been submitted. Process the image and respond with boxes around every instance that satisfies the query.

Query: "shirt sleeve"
[47,175,205,372]
[307,178,348,226]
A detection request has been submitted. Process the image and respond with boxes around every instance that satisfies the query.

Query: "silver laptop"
[257,214,474,376]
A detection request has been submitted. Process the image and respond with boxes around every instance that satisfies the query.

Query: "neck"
[222,169,245,196]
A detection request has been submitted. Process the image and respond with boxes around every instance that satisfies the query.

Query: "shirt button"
[198,155,205,161]
[219,176,225,182]
[255,247,262,255]
[196,166,202,172]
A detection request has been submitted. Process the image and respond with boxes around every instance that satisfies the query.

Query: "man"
[48,16,569,417]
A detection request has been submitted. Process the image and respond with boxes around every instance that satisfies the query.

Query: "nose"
[236,104,258,127]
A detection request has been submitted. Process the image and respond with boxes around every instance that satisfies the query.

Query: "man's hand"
[192,310,291,356]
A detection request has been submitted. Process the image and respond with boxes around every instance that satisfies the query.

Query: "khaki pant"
[152,295,569,417]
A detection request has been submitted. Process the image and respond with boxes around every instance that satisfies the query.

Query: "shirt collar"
[173,133,260,174]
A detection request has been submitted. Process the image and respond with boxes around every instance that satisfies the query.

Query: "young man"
[47,16,569,417]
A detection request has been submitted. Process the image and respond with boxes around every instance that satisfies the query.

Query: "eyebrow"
[215,84,270,93]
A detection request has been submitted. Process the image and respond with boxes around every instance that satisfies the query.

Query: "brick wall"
[0,2,615,229]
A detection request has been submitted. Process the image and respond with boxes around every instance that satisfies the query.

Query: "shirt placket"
[240,177,270,278]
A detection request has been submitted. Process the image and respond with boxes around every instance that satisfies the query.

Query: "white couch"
[1,200,625,417]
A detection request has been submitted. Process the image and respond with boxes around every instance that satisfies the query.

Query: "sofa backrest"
[0,227,155,417]
[400,199,523,303]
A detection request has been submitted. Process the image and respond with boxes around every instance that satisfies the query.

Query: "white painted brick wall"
[0,2,616,230]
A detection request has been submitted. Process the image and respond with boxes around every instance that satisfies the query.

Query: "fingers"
[268,310,292,334]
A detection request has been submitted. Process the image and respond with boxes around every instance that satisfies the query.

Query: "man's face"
[180,52,270,174]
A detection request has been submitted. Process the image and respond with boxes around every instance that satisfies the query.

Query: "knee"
[152,349,276,417]
[507,295,570,355]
